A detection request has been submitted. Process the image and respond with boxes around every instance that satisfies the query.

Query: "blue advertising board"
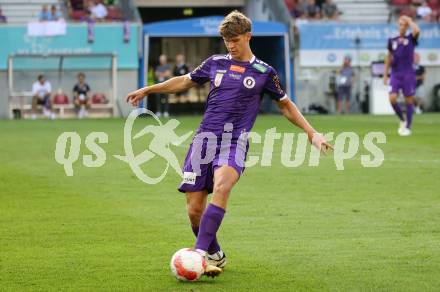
[298,23,440,66]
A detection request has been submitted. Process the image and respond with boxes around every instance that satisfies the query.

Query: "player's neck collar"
[227,54,255,64]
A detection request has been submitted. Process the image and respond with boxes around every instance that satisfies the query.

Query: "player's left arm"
[277,98,333,154]
[404,16,420,39]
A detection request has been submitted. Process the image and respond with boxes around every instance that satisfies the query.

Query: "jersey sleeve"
[410,33,418,46]
[387,38,392,52]
[263,67,287,101]
[32,83,38,96]
[188,57,212,85]
[46,82,52,93]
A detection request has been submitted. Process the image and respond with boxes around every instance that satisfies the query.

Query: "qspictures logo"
[54,109,386,185]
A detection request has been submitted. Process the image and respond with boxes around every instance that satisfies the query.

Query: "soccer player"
[126,11,332,277]
[384,15,420,136]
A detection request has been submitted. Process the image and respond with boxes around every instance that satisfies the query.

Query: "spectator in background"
[0,8,7,23]
[293,0,307,17]
[173,54,190,100]
[305,0,321,19]
[417,0,433,21]
[154,54,172,117]
[73,72,92,118]
[39,5,51,21]
[88,0,107,21]
[414,53,426,113]
[31,74,55,119]
[48,5,63,21]
[336,56,355,114]
[322,0,340,19]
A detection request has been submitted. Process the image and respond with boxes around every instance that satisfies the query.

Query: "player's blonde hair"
[219,10,252,38]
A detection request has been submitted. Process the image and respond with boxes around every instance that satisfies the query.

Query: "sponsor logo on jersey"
[271,73,284,94]
[229,73,241,80]
[243,76,256,89]
[216,69,227,73]
[230,65,246,73]
[252,63,267,73]
[214,73,224,87]
[183,172,196,185]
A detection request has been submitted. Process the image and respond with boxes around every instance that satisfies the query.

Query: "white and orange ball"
[170,248,206,281]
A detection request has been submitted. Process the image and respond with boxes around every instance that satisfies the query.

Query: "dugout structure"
[7,53,118,119]
[141,16,294,110]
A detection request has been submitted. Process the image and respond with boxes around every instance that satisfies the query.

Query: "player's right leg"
[31,96,39,119]
[186,191,226,269]
[389,92,406,134]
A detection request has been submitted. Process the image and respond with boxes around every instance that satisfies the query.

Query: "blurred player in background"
[73,72,91,118]
[31,74,55,120]
[154,54,172,117]
[173,54,190,101]
[384,15,420,136]
[336,55,355,114]
[126,11,332,278]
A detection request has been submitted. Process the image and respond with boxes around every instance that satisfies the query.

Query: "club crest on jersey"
[243,76,256,89]
[230,65,246,73]
[214,73,224,87]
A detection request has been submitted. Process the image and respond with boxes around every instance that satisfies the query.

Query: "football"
[170,248,206,281]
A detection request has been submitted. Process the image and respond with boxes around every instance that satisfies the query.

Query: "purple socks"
[406,103,414,129]
[191,225,221,255]
[391,102,404,121]
[195,204,225,253]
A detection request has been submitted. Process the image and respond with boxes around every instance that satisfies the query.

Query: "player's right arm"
[127,56,213,107]
[126,75,196,106]
[383,37,393,85]
[383,52,391,85]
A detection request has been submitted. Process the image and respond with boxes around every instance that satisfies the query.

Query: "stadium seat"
[106,6,122,21]
[392,0,412,5]
[53,94,70,105]
[92,93,108,104]
[70,10,86,21]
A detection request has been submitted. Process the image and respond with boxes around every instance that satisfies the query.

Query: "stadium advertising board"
[0,23,139,70]
[298,23,440,67]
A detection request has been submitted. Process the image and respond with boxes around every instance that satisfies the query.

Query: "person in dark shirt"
[0,8,7,23]
[414,53,426,113]
[73,72,91,118]
[154,54,172,117]
[306,0,321,19]
[173,54,190,99]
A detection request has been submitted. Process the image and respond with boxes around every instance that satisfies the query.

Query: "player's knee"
[187,202,204,221]
[389,94,398,104]
[213,180,233,198]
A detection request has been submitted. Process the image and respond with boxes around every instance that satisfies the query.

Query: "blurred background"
[0,0,439,119]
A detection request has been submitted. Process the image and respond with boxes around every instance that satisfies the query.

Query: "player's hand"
[311,132,333,155]
[400,15,412,24]
[126,88,147,107]
[383,76,388,86]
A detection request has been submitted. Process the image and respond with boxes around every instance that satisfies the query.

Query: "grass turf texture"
[1,114,440,291]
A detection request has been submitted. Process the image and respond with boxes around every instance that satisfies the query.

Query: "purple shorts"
[178,135,248,194]
[390,72,416,97]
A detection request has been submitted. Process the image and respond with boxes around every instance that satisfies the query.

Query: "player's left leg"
[401,95,414,136]
[194,166,239,277]
[400,75,416,136]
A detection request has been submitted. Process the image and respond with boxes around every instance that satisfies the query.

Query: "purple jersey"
[387,33,418,75]
[188,54,287,137]
[178,54,287,194]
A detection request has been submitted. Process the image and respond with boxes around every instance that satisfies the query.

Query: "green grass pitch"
[1,114,440,291]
